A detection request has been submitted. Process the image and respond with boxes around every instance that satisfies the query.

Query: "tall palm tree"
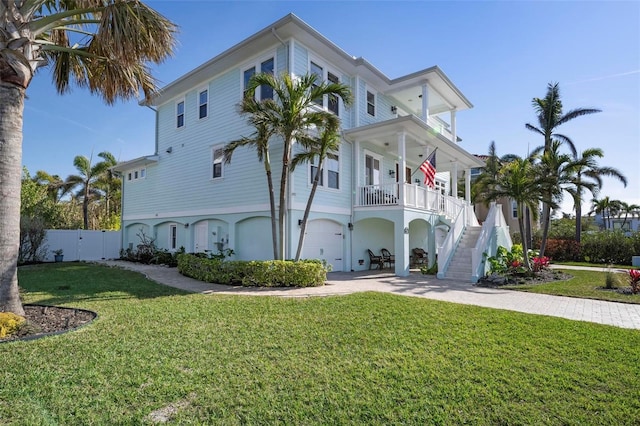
[485,157,549,271]
[0,1,176,315]
[590,197,622,230]
[565,148,627,242]
[525,83,601,256]
[618,201,640,231]
[65,152,115,230]
[93,151,120,222]
[291,114,341,261]
[32,170,69,203]
[224,100,279,259]
[240,72,352,259]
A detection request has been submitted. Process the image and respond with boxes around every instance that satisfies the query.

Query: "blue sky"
[23,1,639,214]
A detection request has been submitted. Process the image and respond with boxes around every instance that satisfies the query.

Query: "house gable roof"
[143,13,472,111]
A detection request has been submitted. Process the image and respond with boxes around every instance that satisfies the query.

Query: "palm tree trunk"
[263,157,278,260]
[517,203,532,271]
[295,159,323,261]
[575,194,582,243]
[0,83,26,315]
[539,202,552,257]
[277,136,293,260]
[83,187,90,230]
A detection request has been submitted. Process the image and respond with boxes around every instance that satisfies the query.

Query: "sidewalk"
[100,261,640,330]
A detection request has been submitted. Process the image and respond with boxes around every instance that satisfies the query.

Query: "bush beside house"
[177,254,327,287]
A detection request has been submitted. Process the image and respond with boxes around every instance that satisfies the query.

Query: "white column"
[397,131,406,205]
[421,82,429,123]
[450,109,457,143]
[452,161,458,199]
[465,168,472,203]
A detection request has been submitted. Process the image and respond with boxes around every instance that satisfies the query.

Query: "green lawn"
[505,269,640,304]
[2,263,639,424]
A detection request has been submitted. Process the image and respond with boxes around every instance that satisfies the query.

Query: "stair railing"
[437,201,471,278]
[470,203,512,282]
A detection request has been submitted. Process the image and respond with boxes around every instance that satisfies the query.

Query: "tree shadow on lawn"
[17,262,188,307]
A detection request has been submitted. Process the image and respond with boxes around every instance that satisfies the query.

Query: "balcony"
[356,183,463,219]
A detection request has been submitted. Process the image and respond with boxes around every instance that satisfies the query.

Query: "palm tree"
[65,152,115,230]
[0,1,175,315]
[224,101,278,259]
[93,151,120,223]
[618,201,640,231]
[32,170,69,203]
[590,197,622,230]
[291,114,341,261]
[485,157,549,271]
[525,83,601,256]
[565,148,627,242]
[239,72,352,259]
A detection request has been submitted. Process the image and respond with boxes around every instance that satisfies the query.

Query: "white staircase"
[443,226,481,281]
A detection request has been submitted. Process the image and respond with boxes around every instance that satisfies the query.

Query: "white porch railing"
[357,183,462,218]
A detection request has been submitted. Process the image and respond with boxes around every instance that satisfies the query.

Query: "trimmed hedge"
[581,231,638,265]
[177,254,327,287]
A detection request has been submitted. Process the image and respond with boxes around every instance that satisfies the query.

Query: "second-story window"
[176,100,185,128]
[212,146,224,179]
[327,153,339,189]
[366,90,376,116]
[310,152,339,190]
[199,89,208,119]
[512,201,518,219]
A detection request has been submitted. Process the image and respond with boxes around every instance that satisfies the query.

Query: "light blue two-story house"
[114,14,511,282]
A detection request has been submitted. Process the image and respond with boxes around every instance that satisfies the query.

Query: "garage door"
[301,219,344,272]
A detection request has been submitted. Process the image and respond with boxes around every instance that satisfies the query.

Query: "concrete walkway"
[100,261,640,330]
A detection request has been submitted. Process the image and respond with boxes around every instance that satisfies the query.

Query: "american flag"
[419,150,437,188]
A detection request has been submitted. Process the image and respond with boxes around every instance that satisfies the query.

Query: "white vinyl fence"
[44,230,121,262]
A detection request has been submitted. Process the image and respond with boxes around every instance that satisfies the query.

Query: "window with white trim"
[366,90,376,116]
[310,152,340,190]
[212,146,224,179]
[512,200,518,219]
[309,58,342,116]
[169,224,177,250]
[365,153,381,186]
[127,168,146,181]
[242,55,275,100]
[199,89,208,119]
[176,100,185,128]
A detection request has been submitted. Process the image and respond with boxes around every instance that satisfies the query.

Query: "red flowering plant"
[532,256,551,273]
[629,269,640,294]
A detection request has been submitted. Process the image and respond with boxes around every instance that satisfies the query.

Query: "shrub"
[581,231,634,265]
[19,215,48,264]
[0,312,26,338]
[177,254,326,287]
[544,239,581,262]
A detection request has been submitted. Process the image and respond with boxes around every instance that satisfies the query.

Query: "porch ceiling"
[343,115,485,172]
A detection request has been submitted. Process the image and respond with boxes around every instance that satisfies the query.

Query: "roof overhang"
[343,115,484,171]
[143,14,472,113]
[112,155,159,173]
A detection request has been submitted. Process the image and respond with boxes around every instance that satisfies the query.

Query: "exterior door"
[301,219,343,272]
[194,222,208,252]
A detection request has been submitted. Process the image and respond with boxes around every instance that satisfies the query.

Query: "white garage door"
[301,219,344,272]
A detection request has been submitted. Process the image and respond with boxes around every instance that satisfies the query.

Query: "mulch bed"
[1,305,97,343]
[477,269,573,287]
